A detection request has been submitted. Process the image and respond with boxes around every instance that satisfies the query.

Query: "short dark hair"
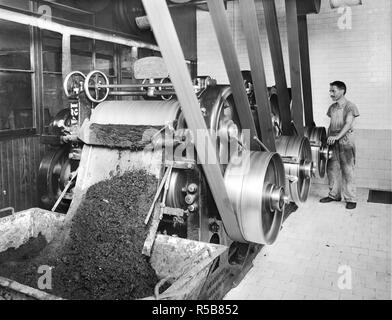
[330,81,347,95]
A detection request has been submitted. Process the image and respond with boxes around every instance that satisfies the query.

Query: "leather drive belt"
[142,0,246,243]
[262,0,292,136]
[239,0,276,152]
[285,0,305,136]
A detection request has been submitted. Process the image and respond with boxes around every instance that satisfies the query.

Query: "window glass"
[42,30,62,73]
[42,31,65,127]
[138,48,160,59]
[120,46,137,80]
[71,36,93,74]
[96,40,115,76]
[0,0,30,11]
[0,72,32,130]
[0,19,31,70]
[51,8,93,26]
[43,74,67,127]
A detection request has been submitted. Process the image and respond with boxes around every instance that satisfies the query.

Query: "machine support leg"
[239,0,276,152]
[262,0,292,136]
[141,0,245,242]
[206,0,260,151]
[298,14,315,127]
[285,0,305,136]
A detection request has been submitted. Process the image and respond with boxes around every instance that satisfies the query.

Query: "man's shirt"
[327,99,360,135]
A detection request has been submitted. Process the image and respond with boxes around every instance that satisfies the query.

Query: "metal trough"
[0,208,227,300]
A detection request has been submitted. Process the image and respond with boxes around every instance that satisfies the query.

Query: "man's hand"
[327,136,339,145]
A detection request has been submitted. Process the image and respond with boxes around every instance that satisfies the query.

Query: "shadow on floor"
[283,202,298,222]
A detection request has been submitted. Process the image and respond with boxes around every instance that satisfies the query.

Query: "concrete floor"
[224,183,392,300]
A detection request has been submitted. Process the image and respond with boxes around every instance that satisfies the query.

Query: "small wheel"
[63,71,86,97]
[84,70,110,103]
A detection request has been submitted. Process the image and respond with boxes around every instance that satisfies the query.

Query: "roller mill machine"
[40,52,287,298]
[34,0,326,299]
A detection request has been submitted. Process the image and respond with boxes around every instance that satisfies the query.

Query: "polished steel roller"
[90,99,181,126]
[275,135,314,205]
[224,151,287,244]
[304,126,332,178]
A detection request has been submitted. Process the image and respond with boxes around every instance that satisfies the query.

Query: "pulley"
[304,126,332,178]
[114,0,151,35]
[37,145,78,213]
[275,135,314,205]
[166,86,243,214]
[200,86,243,172]
[224,151,287,245]
[175,85,243,172]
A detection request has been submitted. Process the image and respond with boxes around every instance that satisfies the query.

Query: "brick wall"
[197,0,392,190]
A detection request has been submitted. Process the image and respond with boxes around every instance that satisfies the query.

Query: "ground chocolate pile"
[0,170,160,300]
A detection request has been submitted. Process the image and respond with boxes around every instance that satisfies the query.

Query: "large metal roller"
[90,100,181,125]
[275,136,314,205]
[224,151,287,244]
[304,126,332,178]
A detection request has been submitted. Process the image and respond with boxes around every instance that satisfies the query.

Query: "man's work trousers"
[327,133,357,203]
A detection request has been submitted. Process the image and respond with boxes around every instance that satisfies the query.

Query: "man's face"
[329,86,344,101]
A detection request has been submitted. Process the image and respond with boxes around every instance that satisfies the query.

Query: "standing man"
[320,81,360,209]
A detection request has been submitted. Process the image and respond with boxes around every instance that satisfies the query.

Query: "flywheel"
[37,146,77,213]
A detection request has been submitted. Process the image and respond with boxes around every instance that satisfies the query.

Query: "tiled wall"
[197,0,392,190]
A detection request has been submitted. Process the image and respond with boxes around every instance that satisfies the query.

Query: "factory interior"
[0,0,390,301]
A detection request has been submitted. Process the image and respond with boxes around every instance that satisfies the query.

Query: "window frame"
[0,19,38,138]
[0,2,159,138]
